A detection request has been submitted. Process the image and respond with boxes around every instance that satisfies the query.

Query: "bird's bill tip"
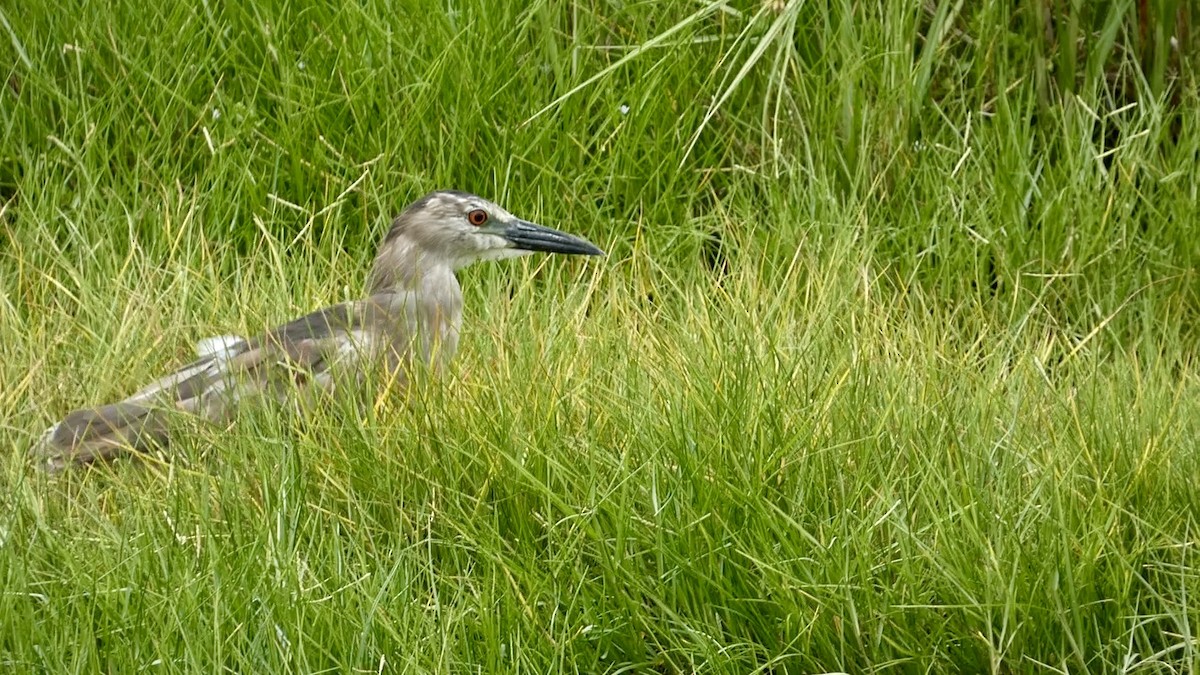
[502,220,604,256]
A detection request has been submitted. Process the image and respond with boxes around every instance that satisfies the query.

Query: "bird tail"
[33,335,248,472]
[34,402,174,471]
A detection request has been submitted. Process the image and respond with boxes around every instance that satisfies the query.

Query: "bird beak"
[501,220,605,256]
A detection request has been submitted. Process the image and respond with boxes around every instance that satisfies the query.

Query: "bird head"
[386,190,604,269]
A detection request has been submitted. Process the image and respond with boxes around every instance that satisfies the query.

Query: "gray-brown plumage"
[34,190,603,471]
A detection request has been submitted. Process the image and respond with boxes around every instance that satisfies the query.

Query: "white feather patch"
[335,330,379,360]
[196,335,247,360]
[36,422,61,450]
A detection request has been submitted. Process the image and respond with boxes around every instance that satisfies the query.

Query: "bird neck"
[366,233,454,295]
[366,233,464,372]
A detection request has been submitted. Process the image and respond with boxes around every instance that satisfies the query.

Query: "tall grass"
[2,0,1198,671]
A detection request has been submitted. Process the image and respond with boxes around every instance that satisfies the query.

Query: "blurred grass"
[2,0,1199,672]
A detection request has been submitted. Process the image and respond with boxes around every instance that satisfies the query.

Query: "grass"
[2,0,1199,672]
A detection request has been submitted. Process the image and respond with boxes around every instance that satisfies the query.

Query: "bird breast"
[368,265,463,375]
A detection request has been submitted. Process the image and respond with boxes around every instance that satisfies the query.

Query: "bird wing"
[36,294,418,469]
[177,298,403,419]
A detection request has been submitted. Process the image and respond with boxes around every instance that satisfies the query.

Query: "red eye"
[467,209,488,226]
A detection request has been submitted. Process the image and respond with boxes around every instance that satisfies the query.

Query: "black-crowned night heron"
[35,190,603,471]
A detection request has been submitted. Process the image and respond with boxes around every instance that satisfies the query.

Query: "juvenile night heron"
[35,190,603,471]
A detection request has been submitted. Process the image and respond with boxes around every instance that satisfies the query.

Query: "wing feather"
[36,290,424,469]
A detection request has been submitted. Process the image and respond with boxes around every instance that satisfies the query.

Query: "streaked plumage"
[35,190,603,471]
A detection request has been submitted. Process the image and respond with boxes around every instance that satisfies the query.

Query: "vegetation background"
[1,0,1198,671]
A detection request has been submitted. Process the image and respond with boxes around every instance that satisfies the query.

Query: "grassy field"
[2,0,1199,672]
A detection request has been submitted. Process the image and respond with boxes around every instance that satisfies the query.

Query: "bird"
[33,190,604,471]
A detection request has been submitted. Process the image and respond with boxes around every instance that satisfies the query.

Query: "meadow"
[1,1,1198,671]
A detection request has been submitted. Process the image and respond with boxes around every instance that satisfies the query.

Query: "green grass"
[2,0,1199,672]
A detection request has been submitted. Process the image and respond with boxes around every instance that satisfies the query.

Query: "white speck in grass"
[274,624,291,652]
[618,104,630,115]
[297,60,305,70]
[212,107,221,121]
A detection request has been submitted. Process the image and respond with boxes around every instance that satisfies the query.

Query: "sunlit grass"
[2,0,1198,672]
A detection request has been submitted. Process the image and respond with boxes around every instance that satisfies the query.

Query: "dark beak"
[502,220,605,256]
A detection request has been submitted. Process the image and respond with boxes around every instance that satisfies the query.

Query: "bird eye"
[467,209,488,226]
